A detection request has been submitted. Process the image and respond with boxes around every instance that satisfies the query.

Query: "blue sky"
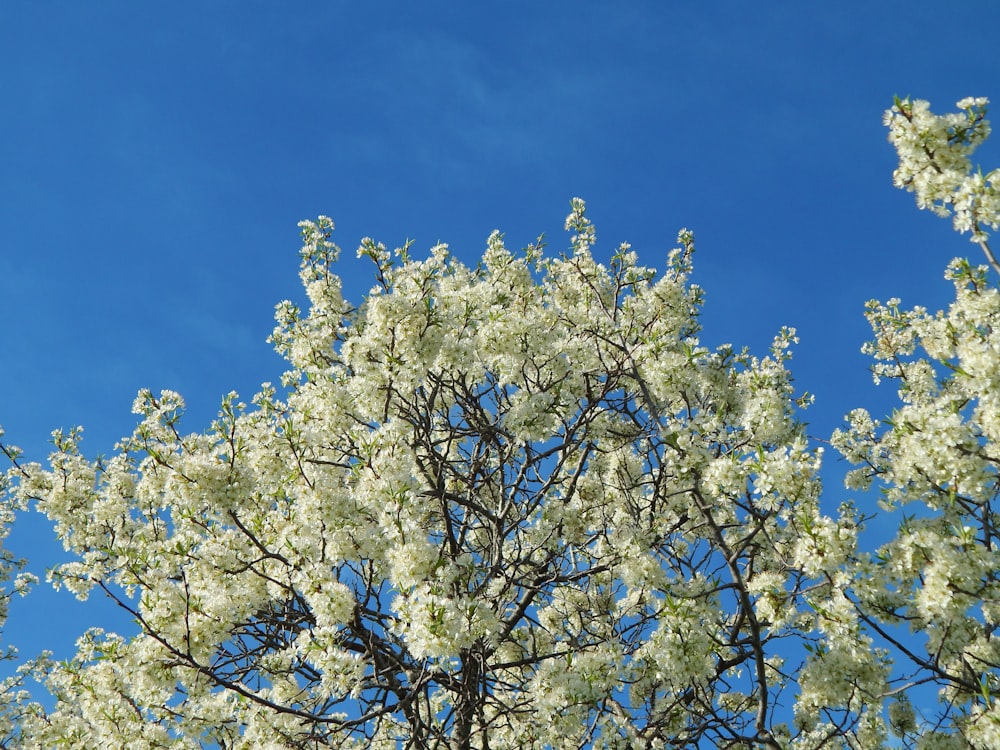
[3,1,1000,687]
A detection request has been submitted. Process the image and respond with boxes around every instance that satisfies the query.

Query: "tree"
[2,203,868,749]
[0,97,997,749]
[829,97,1000,749]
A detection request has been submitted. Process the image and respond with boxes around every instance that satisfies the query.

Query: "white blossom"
[0,202,849,748]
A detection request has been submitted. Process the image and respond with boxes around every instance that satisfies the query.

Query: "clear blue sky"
[3,1,1000,680]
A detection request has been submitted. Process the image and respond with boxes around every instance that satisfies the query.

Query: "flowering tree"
[1,201,877,749]
[829,97,1000,748]
[0,96,998,749]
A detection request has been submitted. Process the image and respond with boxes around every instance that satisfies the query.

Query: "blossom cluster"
[885,96,998,242]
